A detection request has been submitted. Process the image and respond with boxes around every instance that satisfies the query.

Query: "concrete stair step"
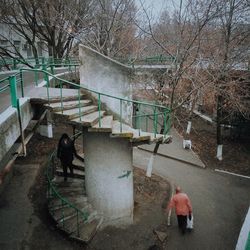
[70,111,106,126]
[46,99,92,112]
[111,120,134,138]
[55,105,98,119]
[57,209,90,234]
[70,217,103,242]
[49,199,88,213]
[56,168,85,179]
[54,186,85,197]
[88,115,113,132]
[111,121,172,144]
[72,164,85,171]
[52,202,92,222]
[51,176,84,187]
[53,206,78,221]
[111,121,150,142]
[49,195,88,209]
[72,156,85,169]
[30,87,86,104]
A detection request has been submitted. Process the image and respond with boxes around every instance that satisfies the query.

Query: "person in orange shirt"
[167,186,192,234]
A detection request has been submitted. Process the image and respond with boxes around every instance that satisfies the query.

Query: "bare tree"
[83,0,138,58]
[0,0,92,64]
[135,0,218,144]
[200,0,250,160]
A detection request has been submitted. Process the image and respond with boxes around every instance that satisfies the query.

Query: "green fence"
[0,57,79,71]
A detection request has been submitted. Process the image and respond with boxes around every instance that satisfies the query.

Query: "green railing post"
[78,89,82,121]
[138,104,141,136]
[77,210,79,237]
[120,99,122,132]
[98,93,101,127]
[35,67,39,86]
[13,58,17,70]
[50,65,54,75]
[164,110,167,138]
[9,75,17,108]
[154,107,157,138]
[60,81,63,114]
[44,71,50,104]
[19,69,24,97]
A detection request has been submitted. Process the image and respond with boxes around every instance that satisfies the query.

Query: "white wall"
[79,45,133,125]
[83,132,134,227]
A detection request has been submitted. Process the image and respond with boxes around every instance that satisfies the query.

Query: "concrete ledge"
[0,97,33,163]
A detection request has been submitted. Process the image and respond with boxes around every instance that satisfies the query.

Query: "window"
[0,40,8,47]
[13,40,21,52]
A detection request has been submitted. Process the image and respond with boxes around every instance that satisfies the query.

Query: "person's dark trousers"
[61,161,74,181]
[177,215,187,234]
[62,162,68,181]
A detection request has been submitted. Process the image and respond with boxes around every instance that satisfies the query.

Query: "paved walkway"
[134,144,250,249]
[139,128,205,168]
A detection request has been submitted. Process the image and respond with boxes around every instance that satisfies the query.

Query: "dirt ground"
[175,111,250,176]
[14,123,171,250]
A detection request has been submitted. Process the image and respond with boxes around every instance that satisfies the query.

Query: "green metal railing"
[1,56,171,137]
[0,56,79,70]
[47,150,88,236]
[17,67,171,137]
[0,57,79,110]
[117,55,177,66]
[0,74,23,107]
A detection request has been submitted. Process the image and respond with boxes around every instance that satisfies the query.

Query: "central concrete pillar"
[83,132,133,227]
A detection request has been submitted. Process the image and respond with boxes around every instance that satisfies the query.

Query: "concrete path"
[139,128,205,168]
[0,164,40,250]
[133,146,250,250]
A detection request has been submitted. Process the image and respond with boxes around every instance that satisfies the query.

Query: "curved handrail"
[19,67,171,136]
[3,64,171,136]
[20,68,170,111]
[47,150,88,234]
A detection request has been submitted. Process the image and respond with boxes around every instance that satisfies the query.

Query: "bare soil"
[175,112,250,176]
[15,123,171,250]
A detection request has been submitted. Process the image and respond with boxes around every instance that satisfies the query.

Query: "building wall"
[0,23,49,59]
[79,45,133,125]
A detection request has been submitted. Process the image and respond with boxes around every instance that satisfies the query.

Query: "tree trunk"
[216,94,223,160]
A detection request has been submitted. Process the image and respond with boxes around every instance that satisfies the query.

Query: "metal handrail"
[19,67,171,136]
[47,150,88,235]
[0,57,79,70]
[2,59,171,136]
[20,68,169,110]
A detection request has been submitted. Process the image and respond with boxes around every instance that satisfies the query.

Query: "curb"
[137,147,206,169]
[214,169,250,179]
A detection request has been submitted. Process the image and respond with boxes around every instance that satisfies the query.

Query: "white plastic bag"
[187,214,194,229]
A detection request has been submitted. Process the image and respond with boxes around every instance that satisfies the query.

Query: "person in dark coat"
[57,133,83,181]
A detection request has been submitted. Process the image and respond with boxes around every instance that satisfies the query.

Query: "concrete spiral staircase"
[29,86,171,242]
[48,156,103,242]
[43,91,171,146]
